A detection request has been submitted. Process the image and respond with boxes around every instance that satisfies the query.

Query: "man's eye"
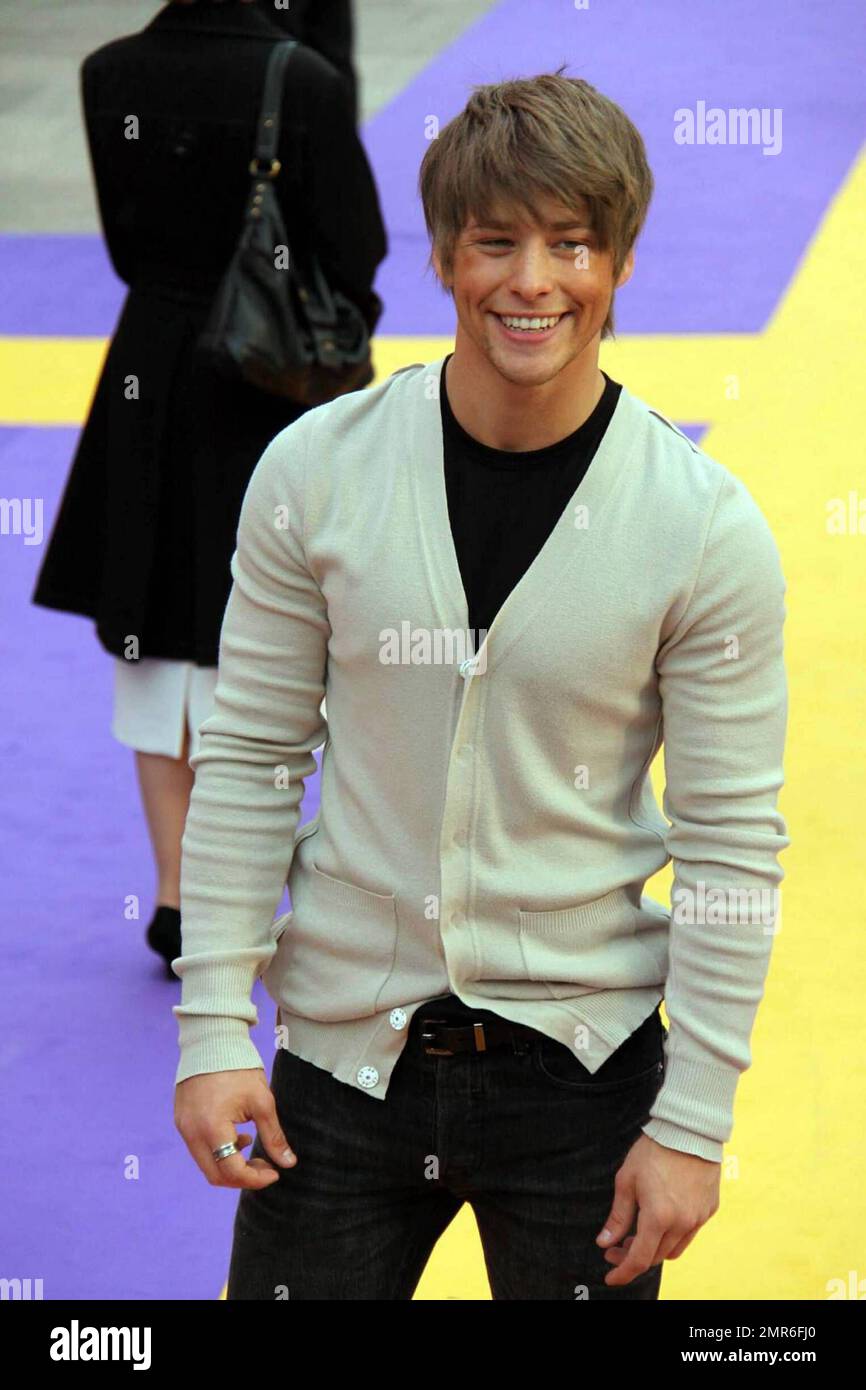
[478,239,593,250]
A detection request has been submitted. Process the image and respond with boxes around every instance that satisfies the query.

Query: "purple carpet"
[1,0,864,1299]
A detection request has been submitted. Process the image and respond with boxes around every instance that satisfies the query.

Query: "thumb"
[596,1173,636,1246]
[250,1094,297,1169]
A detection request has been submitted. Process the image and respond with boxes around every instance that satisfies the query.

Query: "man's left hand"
[597,1134,721,1286]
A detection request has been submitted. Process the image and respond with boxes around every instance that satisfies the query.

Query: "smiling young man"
[440,198,632,450]
[173,73,790,1300]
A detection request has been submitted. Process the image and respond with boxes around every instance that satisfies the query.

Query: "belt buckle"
[420,1018,487,1055]
[420,1018,455,1055]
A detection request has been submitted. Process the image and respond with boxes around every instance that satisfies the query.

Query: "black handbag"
[197,39,375,407]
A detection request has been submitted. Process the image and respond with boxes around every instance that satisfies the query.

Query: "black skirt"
[32,282,308,667]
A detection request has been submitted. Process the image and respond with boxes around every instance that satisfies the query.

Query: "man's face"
[432,191,634,386]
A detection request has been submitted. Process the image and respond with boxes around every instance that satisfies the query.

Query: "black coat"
[253,0,359,126]
[32,0,387,667]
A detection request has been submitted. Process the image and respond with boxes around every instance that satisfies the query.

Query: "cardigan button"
[458,658,476,678]
[356,1065,379,1089]
[389,1008,407,1030]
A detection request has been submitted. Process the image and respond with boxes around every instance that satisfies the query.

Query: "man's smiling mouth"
[490,311,573,338]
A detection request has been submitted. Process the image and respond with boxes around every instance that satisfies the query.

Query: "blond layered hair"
[418,70,654,339]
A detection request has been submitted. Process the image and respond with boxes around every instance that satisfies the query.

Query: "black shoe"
[146,905,181,979]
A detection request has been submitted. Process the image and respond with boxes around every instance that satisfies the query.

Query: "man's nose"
[506,244,556,299]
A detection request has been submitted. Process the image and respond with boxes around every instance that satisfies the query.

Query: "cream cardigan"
[172,355,790,1163]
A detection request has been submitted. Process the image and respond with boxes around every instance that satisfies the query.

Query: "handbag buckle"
[249,157,281,179]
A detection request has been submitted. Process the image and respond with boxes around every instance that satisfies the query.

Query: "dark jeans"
[226,997,667,1300]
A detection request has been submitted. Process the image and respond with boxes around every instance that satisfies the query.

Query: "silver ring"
[212,1141,239,1162]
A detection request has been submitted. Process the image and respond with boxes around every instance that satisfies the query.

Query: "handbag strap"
[245,38,364,366]
[250,39,298,177]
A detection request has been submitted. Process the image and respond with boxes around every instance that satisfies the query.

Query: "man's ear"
[615,247,635,290]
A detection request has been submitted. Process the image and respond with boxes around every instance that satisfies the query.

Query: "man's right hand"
[174,1067,297,1188]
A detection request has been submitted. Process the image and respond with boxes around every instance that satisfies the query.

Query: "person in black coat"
[31,0,387,971]
[255,0,359,126]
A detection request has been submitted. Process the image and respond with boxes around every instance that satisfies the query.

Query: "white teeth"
[499,314,562,331]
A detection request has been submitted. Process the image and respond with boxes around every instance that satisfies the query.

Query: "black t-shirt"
[440,351,622,649]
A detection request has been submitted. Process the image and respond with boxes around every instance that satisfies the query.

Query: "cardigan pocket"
[517,886,640,1000]
[264,858,399,1021]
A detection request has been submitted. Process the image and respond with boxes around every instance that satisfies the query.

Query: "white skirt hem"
[112,656,218,760]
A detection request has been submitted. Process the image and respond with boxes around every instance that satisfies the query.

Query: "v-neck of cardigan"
[408,354,642,674]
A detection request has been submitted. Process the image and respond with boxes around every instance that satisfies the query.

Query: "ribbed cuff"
[174,1013,266,1085]
[641,1118,723,1163]
[640,1050,742,1163]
